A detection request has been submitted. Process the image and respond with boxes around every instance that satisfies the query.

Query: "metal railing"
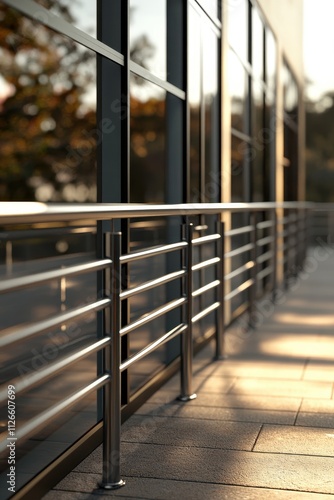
[0,201,330,493]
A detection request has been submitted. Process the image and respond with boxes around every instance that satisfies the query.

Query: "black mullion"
[121,0,130,406]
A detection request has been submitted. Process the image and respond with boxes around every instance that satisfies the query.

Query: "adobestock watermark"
[15,289,111,382]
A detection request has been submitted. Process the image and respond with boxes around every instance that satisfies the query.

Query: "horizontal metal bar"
[224,261,254,281]
[225,278,254,301]
[129,60,186,100]
[257,265,274,281]
[192,302,220,324]
[3,0,124,66]
[120,323,187,372]
[194,224,208,232]
[192,257,220,272]
[192,280,220,298]
[225,243,254,259]
[257,220,274,230]
[192,233,221,247]
[257,235,274,247]
[0,299,111,348]
[120,241,187,264]
[0,202,317,225]
[0,259,111,294]
[0,337,110,403]
[257,250,274,264]
[0,375,109,454]
[225,225,253,237]
[120,297,186,336]
[120,270,186,300]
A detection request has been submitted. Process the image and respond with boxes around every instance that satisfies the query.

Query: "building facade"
[0,0,304,497]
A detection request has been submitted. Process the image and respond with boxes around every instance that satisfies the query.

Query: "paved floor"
[44,246,334,499]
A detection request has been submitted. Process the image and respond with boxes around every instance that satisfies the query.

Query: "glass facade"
[283,61,299,201]
[228,0,277,204]
[0,0,304,496]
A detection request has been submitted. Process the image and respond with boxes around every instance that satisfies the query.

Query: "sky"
[303,0,334,102]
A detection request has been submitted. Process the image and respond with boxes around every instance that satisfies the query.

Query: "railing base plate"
[214,354,228,361]
[177,393,197,402]
[99,479,126,490]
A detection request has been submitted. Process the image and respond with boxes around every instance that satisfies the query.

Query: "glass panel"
[228,0,248,62]
[0,5,97,202]
[33,0,96,38]
[203,25,219,202]
[264,91,276,201]
[189,7,201,202]
[283,64,298,120]
[130,76,166,202]
[265,28,276,91]
[229,50,248,134]
[252,81,264,201]
[252,81,264,142]
[231,135,246,202]
[251,7,264,81]
[130,0,167,81]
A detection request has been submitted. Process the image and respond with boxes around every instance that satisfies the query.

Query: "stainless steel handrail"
[1,201,331,493]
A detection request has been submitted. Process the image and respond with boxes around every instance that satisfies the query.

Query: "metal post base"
[177,393,197,402]
[99,479,126,490]
[214,354,228,361]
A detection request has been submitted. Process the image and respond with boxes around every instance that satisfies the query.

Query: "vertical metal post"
[249,212,257,328]
[272,208,278,302]
[286,209,294,286]
[215,220,225,360]
[101,232,125,489]
[283,209,289,289]
[179,222,197,401]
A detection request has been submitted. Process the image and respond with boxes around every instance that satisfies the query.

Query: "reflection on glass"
[189,7,201,202]
[252,81,264,141]
[231,134,246,202]
[264,92,276,200]
[265,28,276,91]
[33,0,96,38]
[228,0,248,62]
[229,50,248,133]
[251,7,264,81]
[283,64,298,121]
[0,5,97,201]
[130,76,166,202]
[130,0,166,80]
[252,81,264,201]
[204,24,219,202]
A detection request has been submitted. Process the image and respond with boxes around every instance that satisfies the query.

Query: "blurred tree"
[0,1,96,201]
[306,91,334,202]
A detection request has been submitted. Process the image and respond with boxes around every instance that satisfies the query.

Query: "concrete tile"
[194,358,305,380]
[163,374,236,394]
[230,378,333,398]
[296,412,334,428]
[122,414,261,451]
[254,424,334,456]
[148,392,302,412]
[136,402,297,425]
[303,361,334,381]
[43,493,90,500]
[75,443,334,494]
[300,398,334,413]
[47,473,334,499]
